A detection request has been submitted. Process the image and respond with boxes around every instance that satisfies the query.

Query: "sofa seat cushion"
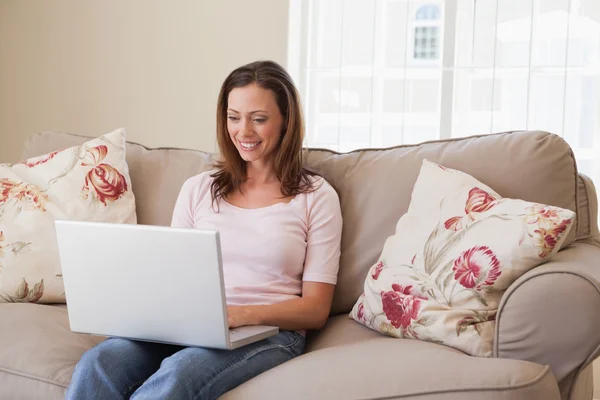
[222,315,560,400]
[0,306,560,400]
[306,313,383,352]
[0,303,103,400]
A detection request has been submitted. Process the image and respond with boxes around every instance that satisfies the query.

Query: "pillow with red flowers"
[0,128,136,303]
[350,159,575,357]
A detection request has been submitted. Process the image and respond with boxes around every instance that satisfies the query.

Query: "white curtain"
[288,0,600,191]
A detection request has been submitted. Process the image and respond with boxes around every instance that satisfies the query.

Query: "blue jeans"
[66,331,304,400]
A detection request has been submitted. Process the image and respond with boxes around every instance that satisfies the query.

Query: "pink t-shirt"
[170,171,343,306]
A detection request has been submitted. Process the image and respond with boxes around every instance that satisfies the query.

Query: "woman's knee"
[78,338,137,370]
[158,346,210,375]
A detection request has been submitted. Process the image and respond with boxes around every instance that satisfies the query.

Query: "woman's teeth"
[240,141,260,150]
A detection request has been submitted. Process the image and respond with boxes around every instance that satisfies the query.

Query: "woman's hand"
[227,305,255,328]
[226,282,335,331]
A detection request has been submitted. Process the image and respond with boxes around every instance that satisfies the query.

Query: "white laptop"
[54,220,278,350]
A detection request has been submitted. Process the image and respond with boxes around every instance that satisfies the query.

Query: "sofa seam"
[359,365,554,400]
[566,139,580,245]
[0,366,67,389]
[580,175,592,240]
[305,130,527,154]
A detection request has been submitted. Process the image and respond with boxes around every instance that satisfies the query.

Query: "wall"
[0,0,289,162]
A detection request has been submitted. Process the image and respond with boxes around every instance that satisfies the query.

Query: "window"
[288,0,600,202]
[413,5,442,61]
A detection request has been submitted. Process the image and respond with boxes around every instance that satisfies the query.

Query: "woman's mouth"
[239,141,262,151]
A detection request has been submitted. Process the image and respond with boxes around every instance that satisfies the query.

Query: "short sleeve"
[170,178,196,228]
[302,179,343,285]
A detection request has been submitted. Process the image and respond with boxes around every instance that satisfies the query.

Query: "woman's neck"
[246,162,278,185]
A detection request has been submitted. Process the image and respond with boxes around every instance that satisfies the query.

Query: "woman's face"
[226,83,285,169]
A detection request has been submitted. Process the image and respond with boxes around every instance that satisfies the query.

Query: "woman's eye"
[227,116,239,121]
[253,118,266,123]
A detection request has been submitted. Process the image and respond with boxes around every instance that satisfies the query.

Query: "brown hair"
[210,60,316,208]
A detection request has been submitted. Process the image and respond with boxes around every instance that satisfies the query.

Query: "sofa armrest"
[494,242,600,385]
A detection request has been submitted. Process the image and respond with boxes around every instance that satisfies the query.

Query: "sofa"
[1,129,599,400]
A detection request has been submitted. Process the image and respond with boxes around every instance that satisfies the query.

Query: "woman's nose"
[238,119,253,136]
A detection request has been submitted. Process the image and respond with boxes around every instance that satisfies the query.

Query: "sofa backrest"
[22,130,599,315]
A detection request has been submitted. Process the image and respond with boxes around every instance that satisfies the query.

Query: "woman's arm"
[171,178,197,228]
[227,281,335,331]
[229,178,343,331]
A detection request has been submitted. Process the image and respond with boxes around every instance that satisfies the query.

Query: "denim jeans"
[65,330,305,400]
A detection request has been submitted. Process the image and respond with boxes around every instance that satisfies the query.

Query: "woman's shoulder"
[180,170,215,195]
[304,174,340,205]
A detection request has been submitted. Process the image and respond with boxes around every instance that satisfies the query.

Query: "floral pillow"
[0,128,136,303]
[349,159,575,357]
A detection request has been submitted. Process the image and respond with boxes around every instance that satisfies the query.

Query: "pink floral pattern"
[533,218,572,258]
[372,261,384,280]
[452,246,501,290]
[356,294,366,322]
[525,204,573,258]
[381,284,425,329]
[81,145,108,167]
[444,216,464,231]
[0,178,49,212]
[79,145,129,206]
[444,187,499,231]
[0,179,12,204]
[21,151,59,168]
[465,188,498,214]
[82,164,128,206]
[525,204,560,230]
[11,183,49,212]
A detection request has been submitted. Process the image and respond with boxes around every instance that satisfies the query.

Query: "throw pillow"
[0,128,136,303]
[349,159,575,357]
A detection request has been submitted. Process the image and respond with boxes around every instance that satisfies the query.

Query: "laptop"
[54,220,278,350]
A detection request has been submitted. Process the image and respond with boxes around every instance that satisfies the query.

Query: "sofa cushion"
[1,129,136,304]
[22,131,216,227]
[22,130,581,315]
[303,131,579,314]
[0,303,104,400]
[305,314,382,352]
[0,305,560,400]
[348,159,574,357]
[224,316,560,400]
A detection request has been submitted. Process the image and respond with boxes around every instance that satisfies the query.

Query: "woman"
[66,60,343,400]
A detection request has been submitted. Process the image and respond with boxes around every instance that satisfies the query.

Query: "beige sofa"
[2,129,600,400]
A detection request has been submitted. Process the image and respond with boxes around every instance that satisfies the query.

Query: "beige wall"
[0,0,289,163]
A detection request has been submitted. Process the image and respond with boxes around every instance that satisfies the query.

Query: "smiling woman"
[211,61,316,210]
[65,60,344,400]
[226,84,283,162]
